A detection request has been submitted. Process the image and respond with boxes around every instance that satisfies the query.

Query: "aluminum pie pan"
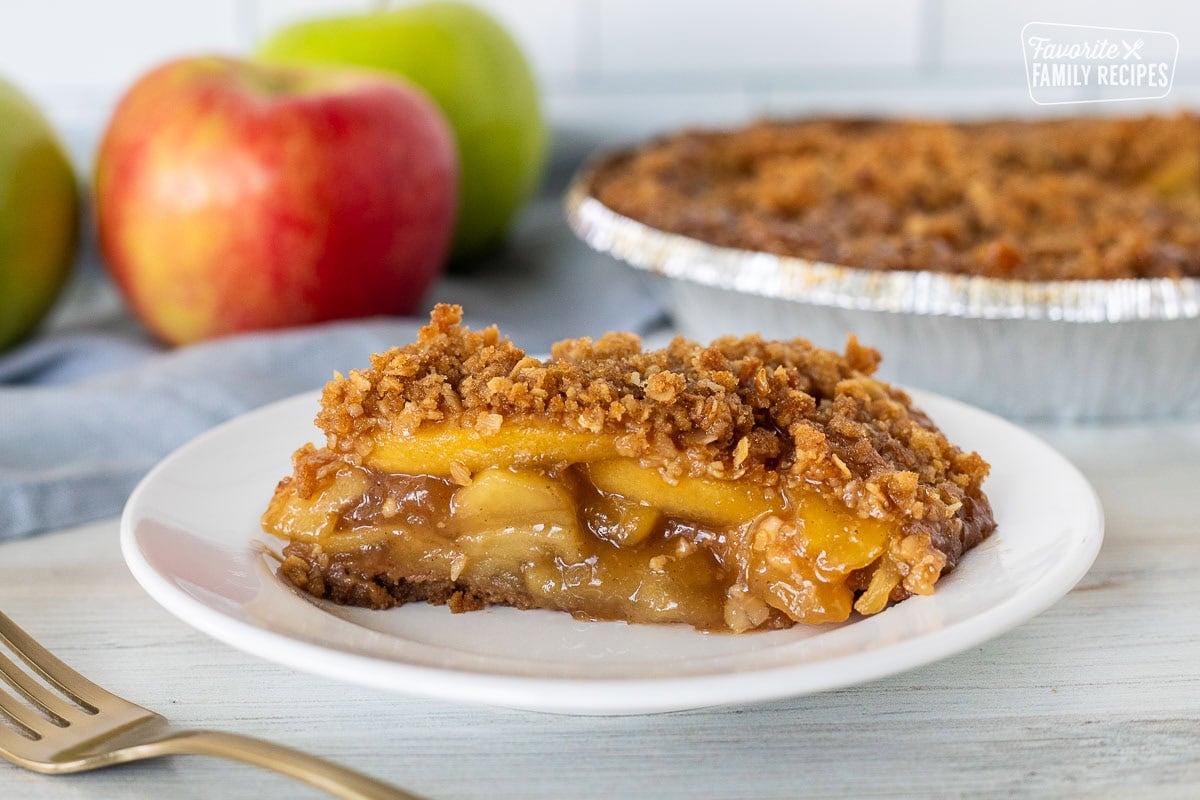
[564,153,1200,421]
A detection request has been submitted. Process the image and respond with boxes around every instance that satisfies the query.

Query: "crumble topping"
[318,304,993,571]
[591,115,1200,281]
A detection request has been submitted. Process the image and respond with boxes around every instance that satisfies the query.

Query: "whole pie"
[263,304,995,632]
[589,115,1200,281]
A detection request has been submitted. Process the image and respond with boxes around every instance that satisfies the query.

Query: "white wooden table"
[2,421,1198,799]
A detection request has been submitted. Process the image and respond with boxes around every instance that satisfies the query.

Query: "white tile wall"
[941,0,1200,67]
[0,0,245,92]
[595,0,923,77]
[1,0,1197,170]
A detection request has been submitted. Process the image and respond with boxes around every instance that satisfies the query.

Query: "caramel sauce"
[263,455,901,632]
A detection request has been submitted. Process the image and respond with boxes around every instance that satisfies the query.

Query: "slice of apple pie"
[263,304,995,632]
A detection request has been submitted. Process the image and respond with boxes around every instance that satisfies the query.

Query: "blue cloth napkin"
[0,318,432,539]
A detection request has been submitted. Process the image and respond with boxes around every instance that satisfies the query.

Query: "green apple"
[0,78,79,350]
[257,1,547,262]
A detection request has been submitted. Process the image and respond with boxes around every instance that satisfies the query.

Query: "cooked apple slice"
[587,459,776,528]
[583,493,662,548]
[367,422,619,476]
[262,466,369,544]
[451,468,586,564]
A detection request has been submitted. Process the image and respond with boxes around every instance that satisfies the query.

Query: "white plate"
[121,389,1103,715]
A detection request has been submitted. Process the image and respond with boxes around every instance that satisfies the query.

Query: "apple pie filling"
[265,432,938,632]
[263,304,995,633]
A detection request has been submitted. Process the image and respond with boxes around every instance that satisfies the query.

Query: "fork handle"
[151,730,423,800]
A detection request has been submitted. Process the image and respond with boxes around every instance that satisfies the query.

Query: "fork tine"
[0,682,50,739]
[0,612,113,712]
[0,650,77,724]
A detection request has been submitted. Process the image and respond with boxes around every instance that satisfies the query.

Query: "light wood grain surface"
[1,422,1198,799]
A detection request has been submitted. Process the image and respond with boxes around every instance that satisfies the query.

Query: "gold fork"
[0,610,421,799]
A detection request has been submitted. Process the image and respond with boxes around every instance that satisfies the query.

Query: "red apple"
[95,56,457,345]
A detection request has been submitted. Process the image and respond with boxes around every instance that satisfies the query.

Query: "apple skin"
[0,77,79,351]
[256,1,547,262]
[95,56,457,345]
